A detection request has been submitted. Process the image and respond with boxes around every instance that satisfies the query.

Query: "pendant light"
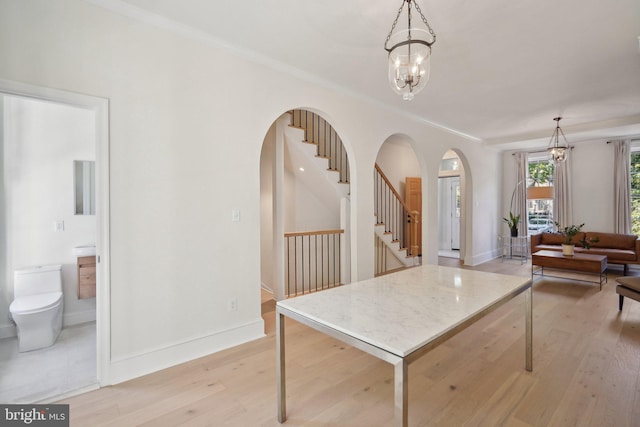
[547,117,570,163]
[384,0,436,101]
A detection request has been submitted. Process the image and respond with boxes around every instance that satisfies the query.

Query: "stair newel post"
[404,206,409,255]
[410,210,419,257]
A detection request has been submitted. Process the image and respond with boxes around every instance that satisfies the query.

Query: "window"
[630,147,640,235]
[527,154,554,234]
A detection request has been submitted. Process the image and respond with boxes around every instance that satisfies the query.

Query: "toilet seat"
[10,291,62,314]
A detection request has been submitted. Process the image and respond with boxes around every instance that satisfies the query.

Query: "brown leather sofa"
[530,231,640,275]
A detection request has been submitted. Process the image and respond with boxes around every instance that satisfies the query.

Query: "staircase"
[285,110,416,275]
[283,109,351,292]
[289,109,350,190]
[374,163,419,269]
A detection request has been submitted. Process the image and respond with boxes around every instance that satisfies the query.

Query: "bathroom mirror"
[74,160,95,215]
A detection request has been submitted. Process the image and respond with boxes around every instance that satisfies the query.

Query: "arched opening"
[374,134,422,276]
[437,149,469,262]
[259,109,352,328]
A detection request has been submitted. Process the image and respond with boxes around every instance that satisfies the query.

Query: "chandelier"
[547,117,570,163]
[384,0,436,101]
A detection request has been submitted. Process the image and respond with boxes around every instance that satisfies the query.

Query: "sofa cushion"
[586,232,637,250]
[582,248,637,262]
[616,276,640,292]
[540,232,585,246]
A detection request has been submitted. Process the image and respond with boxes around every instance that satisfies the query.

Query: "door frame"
[0,78,111,385]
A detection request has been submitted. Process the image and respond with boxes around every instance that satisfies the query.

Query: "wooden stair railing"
[284,229,344,298]
[289,109,350,185]
[374,163,419,257]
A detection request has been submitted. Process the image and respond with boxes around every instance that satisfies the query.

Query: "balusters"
[284,229,344,298]
[289,109,349,185]
[374,164,413,253]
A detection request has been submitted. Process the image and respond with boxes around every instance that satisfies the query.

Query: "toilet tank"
[14,264,62,298]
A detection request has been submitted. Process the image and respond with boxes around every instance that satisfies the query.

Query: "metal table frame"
[276,283,532,427]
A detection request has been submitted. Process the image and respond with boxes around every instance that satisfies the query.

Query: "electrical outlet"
[228,298,238,312]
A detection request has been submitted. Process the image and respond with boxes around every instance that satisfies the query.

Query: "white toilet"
[9,264,64,352]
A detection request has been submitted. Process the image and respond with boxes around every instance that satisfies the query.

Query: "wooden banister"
[375,163,411,213]
[285,229,344,238]
[374,163,420,262]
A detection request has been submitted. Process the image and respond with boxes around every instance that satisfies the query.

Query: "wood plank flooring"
[60,259,640,426]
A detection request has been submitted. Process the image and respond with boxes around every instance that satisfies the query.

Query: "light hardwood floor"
[61,259,640,426]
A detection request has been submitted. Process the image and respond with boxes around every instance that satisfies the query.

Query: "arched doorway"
[259,109,352,326]
[438,149,468,261]
[374,135,421,275]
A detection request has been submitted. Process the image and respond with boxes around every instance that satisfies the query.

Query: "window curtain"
[612,139,631,234]
[553,150,572,228]
[513,152,528,235]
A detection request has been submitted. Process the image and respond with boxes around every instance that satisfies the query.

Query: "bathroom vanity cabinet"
[77,256,96,299]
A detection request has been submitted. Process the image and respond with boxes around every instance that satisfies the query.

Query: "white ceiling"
[99,0,640,149]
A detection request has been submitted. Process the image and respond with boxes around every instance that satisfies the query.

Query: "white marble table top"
[277,265,532,357]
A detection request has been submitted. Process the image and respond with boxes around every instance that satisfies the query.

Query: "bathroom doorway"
[0,80,110,402]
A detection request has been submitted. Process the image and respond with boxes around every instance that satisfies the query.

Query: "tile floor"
[0,322,97,404]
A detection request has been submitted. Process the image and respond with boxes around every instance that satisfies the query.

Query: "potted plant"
[503,212,521,237]
[553,222,599,255]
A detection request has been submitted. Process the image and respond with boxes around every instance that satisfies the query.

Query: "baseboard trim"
[63,310,96,328]
[468,249,498,266]
[0,323,16,339]
[107,318,265,385]
[261,282,274,294]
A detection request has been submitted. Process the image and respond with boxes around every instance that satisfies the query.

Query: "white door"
[450,178,460,250]
[438,176,460,252]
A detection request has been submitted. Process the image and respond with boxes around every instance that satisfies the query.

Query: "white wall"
[1,95,96,338]
[0,0,503,383]
[571,140,614,231]
[259,124,275,292]
[503,139,617,237]
[376,136,421,200]
[283,131,340,233]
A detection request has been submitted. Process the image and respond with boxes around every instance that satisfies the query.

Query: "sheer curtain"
[612,139,631,234]
[553,150,572,228]
[513,152,528,235]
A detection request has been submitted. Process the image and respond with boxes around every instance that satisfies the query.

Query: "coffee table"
[531,250,607,289]
[276,265,533,427]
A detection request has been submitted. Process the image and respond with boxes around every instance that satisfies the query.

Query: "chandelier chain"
[384,1,436,49]
[384,2,406,49]
[413,1,436,41]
